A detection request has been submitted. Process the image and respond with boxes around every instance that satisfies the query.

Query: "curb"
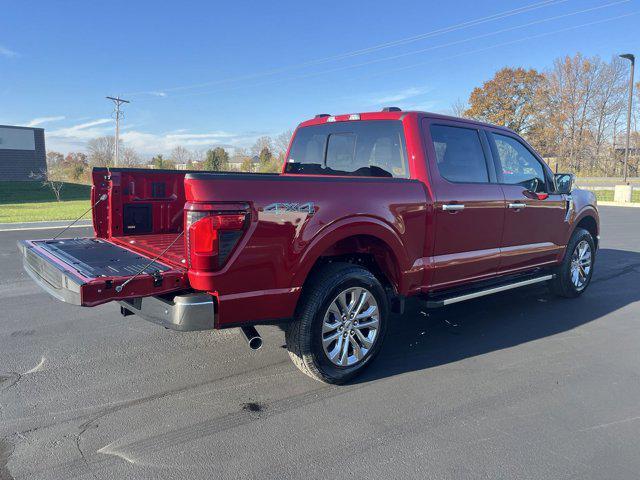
[598,201,640,208]
[0,220,93,232]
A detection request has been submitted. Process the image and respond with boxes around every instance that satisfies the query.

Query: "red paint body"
[24,111,599,327]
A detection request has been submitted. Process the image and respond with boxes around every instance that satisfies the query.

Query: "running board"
[425,274,555,308]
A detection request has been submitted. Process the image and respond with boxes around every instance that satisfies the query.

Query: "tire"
[285,262,388,384]
[550,227,596,298]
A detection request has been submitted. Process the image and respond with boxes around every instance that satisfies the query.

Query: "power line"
[106,96,130,167]
[145,0,632,102]
[124,0,570,97]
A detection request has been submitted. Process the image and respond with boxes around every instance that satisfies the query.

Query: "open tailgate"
[18,237,188,306]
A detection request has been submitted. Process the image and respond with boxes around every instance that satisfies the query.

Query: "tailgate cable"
[115,230,184,293]
[52,194,108,240]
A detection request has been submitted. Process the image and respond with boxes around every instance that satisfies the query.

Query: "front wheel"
[285,262,388,384]
[550,228,595,298]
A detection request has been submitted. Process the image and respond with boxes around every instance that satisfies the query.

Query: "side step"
[425,273,555,308]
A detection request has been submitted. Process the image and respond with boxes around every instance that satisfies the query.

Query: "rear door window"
[286,120,408,178]
[430,124,490,183]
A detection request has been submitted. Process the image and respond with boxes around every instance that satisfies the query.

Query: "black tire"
[285,262,388,384]
[550,227,596,298]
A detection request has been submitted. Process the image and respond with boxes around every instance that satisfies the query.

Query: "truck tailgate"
[18,237,188,306]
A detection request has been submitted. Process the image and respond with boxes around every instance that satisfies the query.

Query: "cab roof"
[297,110,514,134]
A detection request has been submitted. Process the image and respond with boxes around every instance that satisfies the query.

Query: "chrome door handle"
[442,204,465,211]
[508,203,527,210]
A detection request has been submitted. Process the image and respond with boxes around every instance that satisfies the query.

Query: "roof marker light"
[348,114,360,120]
[326,116,336,122]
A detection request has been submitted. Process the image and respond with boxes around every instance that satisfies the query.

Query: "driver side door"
[488,130,567,274]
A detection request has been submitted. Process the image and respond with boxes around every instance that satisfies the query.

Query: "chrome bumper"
[118,292,216,331]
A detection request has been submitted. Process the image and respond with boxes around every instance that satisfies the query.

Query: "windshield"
[285,120,408,178]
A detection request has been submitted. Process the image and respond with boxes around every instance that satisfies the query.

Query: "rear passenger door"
[422,119,505,290]
[487,130,566,273]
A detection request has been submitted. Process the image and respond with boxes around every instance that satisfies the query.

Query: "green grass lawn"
[593,189,640,203]
[0,181,91,223]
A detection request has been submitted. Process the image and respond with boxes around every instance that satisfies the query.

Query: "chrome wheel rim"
[321,287,380,367]
[570,240,592,290]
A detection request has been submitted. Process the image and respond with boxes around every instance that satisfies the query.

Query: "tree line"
[45,131,293,184]
[459,53,639,177]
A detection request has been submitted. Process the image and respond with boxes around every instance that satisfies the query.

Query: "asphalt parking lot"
[1,206,639,479]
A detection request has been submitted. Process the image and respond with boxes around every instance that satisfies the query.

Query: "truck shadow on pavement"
[354,248,640,384]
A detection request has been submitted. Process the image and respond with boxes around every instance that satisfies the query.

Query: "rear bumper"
[118,292,216,331]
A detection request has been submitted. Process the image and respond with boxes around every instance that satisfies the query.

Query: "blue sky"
[0,0,637,156]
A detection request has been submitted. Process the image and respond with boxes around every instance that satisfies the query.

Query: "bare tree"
[87,136,119,167]
[46,151,64,167]
[170,146,193,167]
[30,168,64,202]
[449,98,469,118]
[273,130,294,156]
[119,147,142,167]
[251,136,273,156]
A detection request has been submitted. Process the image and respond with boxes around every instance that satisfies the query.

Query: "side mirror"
[554,173,575,195]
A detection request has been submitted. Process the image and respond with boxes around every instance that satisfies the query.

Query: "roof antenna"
[52,194,107,240]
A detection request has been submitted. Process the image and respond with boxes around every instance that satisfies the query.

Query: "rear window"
[430,125,489,183]
[285,120,408,178]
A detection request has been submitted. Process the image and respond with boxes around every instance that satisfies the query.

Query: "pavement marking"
[96,444,137,464]
[22,356,46,375]
[578,415,640,432]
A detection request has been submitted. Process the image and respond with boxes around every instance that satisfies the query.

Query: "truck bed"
[111,234,186,268]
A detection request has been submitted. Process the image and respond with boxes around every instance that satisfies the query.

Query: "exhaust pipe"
[240,326,263,350]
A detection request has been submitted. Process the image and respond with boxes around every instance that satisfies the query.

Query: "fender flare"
[291,216,411,293]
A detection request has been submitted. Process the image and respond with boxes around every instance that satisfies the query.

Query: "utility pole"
[619,54,635,183]
[106,96,130,166]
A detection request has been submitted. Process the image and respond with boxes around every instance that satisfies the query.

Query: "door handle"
[508,203,527,210]
[442,204,465,211]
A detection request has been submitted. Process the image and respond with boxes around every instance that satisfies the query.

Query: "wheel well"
[576,215,598,248]
[303,235,401,310]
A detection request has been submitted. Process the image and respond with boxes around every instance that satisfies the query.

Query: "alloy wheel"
[570,239,592,290]
[321,287,380,367]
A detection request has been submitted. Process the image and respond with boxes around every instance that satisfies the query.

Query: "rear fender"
[291,216,413,295]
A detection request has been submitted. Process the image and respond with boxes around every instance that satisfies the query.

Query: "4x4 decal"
[263,202,315,215]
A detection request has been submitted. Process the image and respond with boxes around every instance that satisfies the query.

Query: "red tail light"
[186,212,247,270]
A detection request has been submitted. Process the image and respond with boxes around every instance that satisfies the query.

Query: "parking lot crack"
[0,437,15,480]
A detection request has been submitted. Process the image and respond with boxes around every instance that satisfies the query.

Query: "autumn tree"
[61,152,88,181]
[465,67,546,135]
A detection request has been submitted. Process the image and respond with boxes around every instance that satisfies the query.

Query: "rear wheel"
[550,228,595,298]
[285,262,388,384]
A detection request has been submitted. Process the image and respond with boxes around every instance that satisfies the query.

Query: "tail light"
[186,211,247,270]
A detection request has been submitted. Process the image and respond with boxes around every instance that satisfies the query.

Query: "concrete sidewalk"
[0,219,92,232]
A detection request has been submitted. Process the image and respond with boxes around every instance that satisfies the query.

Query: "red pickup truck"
[19,109,599,383]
